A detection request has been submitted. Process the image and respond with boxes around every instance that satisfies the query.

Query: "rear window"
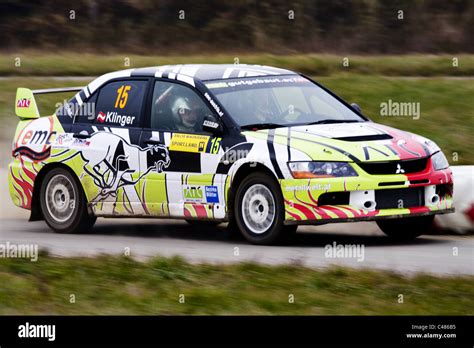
[93,80,147,127]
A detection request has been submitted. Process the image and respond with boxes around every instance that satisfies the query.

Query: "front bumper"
[281,163,454,224]
[284,207,454,225]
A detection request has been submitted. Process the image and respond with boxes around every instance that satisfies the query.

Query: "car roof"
[80,64,298,104]
[129,64,297,82]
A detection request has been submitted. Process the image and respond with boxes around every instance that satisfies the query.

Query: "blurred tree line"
[0,0,473,53]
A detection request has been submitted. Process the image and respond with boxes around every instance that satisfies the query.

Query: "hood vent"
[333,134,393,142]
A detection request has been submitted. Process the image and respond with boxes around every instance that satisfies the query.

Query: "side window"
[93,80,147,127]
[56,93,97,125]
[71,93,97,124]
[150,80,214,133]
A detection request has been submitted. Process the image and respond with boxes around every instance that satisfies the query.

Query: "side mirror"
[202,115,223,135]
[350,103,362,114]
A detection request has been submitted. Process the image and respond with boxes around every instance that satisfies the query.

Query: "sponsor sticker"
[285,184,332,192]
[53,133,90,149]
[72,138,91,147]
[203,92,224,117]
[203,119,219,129]
[53,133,74,148]
[183,185,219,203]
[170,134,210,153]
[205,186,219,203]
[205,82,229,89]
[97,111,106,123]
[20,130,56,146]
[226,76,307,88]
[15,117,57,161]
[183,185,204,202]
[17,98,31,108]
[96,111,136,126]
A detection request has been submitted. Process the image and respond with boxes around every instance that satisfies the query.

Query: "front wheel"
[234,172,290,245]
[376,215,435,240]
[40,167,96,234]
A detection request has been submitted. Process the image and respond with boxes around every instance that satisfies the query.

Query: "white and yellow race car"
[9,65,453,244]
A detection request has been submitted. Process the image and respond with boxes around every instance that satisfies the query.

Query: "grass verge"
[1,53,474,76]
[317,75,474,165]
[0,253,473,315]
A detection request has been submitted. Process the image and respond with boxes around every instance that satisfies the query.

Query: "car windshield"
[205,75,365,129]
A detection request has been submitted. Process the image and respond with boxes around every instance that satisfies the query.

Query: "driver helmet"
[171,96,200,128]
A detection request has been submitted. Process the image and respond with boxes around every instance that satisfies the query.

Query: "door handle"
[145,137,164,146]
[73,132,90,139]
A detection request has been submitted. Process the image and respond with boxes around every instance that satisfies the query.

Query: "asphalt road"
[1,212,473,276]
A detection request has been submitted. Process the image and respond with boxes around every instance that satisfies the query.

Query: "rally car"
[9,64,454,244]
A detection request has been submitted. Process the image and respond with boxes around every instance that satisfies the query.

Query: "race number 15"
[115,85,131,109]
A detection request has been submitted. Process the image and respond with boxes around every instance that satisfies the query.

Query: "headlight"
[431,151,449,170]
[288,161,358,179]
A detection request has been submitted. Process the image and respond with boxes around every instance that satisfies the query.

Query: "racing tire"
[40,167,96,234]
[234,172,288,245]
[376,215,435,240]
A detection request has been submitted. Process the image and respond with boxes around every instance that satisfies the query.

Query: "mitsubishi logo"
[396,163,405,174]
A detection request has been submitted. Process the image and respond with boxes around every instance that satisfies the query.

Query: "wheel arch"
[226,161,281,220]
[30,162,84,222]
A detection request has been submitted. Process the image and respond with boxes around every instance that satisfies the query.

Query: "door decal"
[169,133,210,153]
[58,132,170,202]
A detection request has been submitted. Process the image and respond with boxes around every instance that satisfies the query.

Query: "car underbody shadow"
[88,219,448,247]
[291,231,448,247]
[5,218,453,247]
[91,219,238,243]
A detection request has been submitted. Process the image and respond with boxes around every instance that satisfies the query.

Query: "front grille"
[375,187,424,209]
[410,179,429,185]
[357,157,428,175]
[378,181,405,187]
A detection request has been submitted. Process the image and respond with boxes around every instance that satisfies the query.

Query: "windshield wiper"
[241,119,363,130]
[240,123,286,130]
[306,119,363,125]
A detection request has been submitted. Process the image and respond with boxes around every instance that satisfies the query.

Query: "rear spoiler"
[15,87,84,119]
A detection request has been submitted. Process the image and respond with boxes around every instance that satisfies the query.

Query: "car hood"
[243,121,441,162]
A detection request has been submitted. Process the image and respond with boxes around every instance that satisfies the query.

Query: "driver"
[254,91,274,122]
[171,96,202,132]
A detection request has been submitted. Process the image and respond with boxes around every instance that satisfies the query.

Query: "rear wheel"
[376,215,434,240]
[40,167,96,234]
[234,172,290,245]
